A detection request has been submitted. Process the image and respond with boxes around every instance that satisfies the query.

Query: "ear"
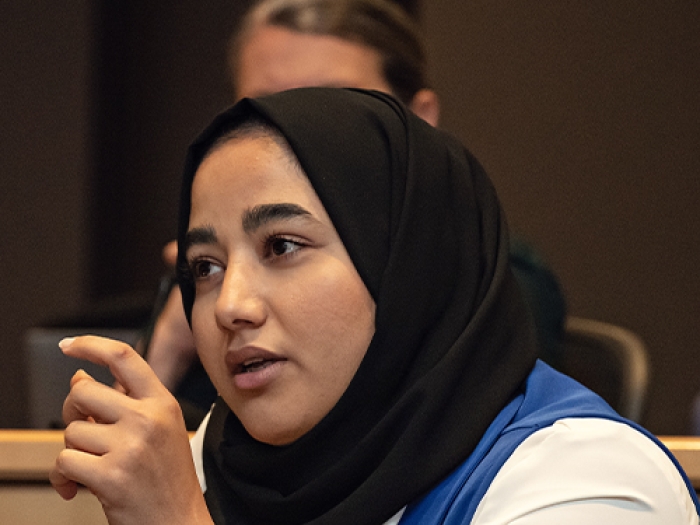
[408,89,440,127]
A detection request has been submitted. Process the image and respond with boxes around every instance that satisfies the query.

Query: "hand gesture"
[49,336,212,525]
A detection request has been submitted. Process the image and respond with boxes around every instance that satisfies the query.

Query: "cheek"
[191,298,221,369]
[191,298,211,340]
[285,263,375,366]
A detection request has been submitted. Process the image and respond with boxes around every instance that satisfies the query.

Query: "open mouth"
[237,357,283,374]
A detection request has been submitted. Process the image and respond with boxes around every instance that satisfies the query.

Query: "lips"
[226,346,286,376]
[239,357,280,374]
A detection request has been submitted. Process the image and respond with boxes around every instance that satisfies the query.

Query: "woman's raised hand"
[49,336,213,525]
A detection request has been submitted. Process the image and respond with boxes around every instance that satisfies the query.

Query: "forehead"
[235,25,392,99]
[191,135,316,213]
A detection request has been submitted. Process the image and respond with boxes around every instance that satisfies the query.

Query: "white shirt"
[191,416,697,524]
[471,418,697,524]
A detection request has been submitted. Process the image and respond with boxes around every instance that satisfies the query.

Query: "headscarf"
[176,88,537,525]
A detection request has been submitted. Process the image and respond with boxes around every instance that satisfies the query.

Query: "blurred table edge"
[659,436,700,488]
[1,430,698,488]
[0,430,195,482]
[0,430,64,481]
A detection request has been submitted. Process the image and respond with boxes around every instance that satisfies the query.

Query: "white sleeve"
[189,409,212,493]
[471,418,698,525]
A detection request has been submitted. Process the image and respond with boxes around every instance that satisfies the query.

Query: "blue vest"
[400,360,700,524]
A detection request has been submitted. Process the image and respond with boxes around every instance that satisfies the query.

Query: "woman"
[52,88,699,524]
[145,0,567,425]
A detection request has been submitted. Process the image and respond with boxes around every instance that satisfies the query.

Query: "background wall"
[1,1,698,433]
[424,0,700,434]
[0,1,91,426]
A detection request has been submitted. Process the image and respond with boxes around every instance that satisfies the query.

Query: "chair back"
[560,316,649,423]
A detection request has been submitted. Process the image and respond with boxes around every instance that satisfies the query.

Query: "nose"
[215,259,266,331]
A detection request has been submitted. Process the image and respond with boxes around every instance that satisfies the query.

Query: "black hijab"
[176,88,537,525]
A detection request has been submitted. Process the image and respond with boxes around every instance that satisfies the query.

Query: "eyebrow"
[242,203,313,233]
[183,226,218,255]
[183,203,315,254]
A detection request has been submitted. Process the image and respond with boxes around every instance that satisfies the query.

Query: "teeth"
[241,358,267,373]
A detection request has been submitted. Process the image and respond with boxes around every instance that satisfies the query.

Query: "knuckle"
[132,403,181,446]
[126,408,165,446]
[70,377,91,396]
[101,464,129,499]
[112,341,135,362]
[63,422,78,444]
[55,449,72,472]
[134,410,159,436]
[62,394,85,425]
[161,394,184,419]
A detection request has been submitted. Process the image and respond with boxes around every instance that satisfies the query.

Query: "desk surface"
[0,431,106,524]
[0,430,65,481]
[0,485,108,525]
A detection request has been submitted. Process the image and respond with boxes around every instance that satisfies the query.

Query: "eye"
[190,258,223,280]
[264,235,305,260]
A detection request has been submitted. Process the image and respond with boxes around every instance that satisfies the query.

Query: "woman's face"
[186,133,376,445]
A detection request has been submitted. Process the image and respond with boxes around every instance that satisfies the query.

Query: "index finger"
[59,335,164,399]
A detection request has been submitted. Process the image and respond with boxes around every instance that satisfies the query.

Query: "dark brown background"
[1,0,698,434]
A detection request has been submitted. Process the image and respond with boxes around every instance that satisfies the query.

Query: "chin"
[241,415,312,446]
[247,427,301,446]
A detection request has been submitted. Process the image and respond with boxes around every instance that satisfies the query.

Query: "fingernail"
[58,337,76,350]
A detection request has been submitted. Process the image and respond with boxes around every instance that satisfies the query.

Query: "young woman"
[147,1,567,422]
[52,88,699,524]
